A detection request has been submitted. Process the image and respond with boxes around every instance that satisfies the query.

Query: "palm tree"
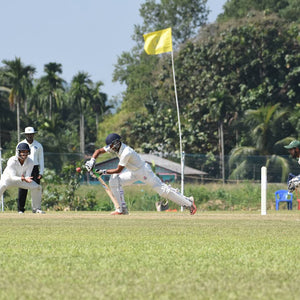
[229,104,290,182]
[38,62,65,120]
[204,90,237,183]
[1,57,35,140]
[90,81,111,135]
[69,72,92,155]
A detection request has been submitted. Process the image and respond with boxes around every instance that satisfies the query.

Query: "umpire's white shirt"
[18,139,44,175]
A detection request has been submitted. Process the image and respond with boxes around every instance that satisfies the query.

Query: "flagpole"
[143,27,184,202]
[170,51,184,198]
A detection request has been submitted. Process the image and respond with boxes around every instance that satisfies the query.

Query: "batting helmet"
[105,133,121,145]
[105,133,122,153]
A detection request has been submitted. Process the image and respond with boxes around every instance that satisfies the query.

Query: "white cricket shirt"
[104,143,145,171]
[17,139,44,175]
[2,156,34,181]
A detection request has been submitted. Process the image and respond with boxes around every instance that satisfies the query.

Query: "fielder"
[16,126,44,213]
[0,143,44,214]
[284,140,300,193]
[85,133,197,215]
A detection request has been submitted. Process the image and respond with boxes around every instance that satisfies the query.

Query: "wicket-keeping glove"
[287,175,300,193]
[85,158,95,172]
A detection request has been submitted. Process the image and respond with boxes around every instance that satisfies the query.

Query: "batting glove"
[89,171,98,179]
[85,158,95,172]
[95,169,107,175]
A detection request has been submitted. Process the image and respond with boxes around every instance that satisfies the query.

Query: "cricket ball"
[76,167,81,173]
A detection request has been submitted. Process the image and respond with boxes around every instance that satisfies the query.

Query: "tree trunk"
[17,97,20,142]
[80,113,85,155]
[49,93,52,120]
[235,129,239,147]
[95,113,99,136]
[24,98,28,115]
[219,121,225,184]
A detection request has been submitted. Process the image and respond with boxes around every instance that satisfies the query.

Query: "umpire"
[17,127,44,213]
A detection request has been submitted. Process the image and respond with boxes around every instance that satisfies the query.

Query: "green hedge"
[2,181,289,212]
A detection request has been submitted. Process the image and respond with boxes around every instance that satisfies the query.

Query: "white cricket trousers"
[109,163,192,208]
[0,177,42,210]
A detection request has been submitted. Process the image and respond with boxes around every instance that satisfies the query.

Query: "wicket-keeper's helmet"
[17,143,30,158]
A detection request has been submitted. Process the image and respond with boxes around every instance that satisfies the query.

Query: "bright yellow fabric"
[143,28,173,55]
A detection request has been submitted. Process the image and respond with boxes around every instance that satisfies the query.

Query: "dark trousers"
[18,165,40,212]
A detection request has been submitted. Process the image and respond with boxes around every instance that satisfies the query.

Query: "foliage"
[178,16,299,150]
[3,182,287,212]
[279,0,300,22]
[0,57,36,139]
[0,59,111,159]
[35,62,66,120]
[1,176,291,213]
[0,57,35,111]
[229,104,293,181]
[113,51,160,112]
[42,184,62,210]
[110,0,211,150]
[0,0,300,185]
[0,97,14,142]
[42,162,99,211]
[133,0,209,46]
[218,0,300,23]
[117,15,300,158]
[244,104,290,154]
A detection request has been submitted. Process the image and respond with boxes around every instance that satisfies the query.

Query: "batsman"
[85,133,197,215]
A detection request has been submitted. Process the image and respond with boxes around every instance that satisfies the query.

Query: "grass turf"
[0,211,299,299]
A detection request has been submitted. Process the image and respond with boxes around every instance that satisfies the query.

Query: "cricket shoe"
[33,209,46,214]
[110,210,124,215]
[18,211,24,214]
[122,205,129,215]
[189,196,197,215]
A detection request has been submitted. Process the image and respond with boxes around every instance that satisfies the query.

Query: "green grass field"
[0,211,300,300]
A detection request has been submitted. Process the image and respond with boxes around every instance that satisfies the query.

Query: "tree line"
[0,61,111,156]
[1,0,299,182]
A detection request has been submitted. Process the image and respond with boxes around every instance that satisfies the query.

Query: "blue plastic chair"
[275,190,293,210]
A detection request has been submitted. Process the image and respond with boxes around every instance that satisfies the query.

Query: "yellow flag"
[143,28,173,55]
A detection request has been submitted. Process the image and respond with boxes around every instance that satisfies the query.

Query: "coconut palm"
[229,104,290,182]
[37,62,66,120]
[1,57,35,141]
[90,81,111,134]
[69,72,92,155]
[204,90,237,183]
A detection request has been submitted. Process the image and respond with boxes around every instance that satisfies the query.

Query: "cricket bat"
[91,169,120,210]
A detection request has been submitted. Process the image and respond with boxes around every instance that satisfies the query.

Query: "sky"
[0,0,226,101]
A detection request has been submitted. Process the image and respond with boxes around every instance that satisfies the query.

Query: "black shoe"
[122,205,129,215]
